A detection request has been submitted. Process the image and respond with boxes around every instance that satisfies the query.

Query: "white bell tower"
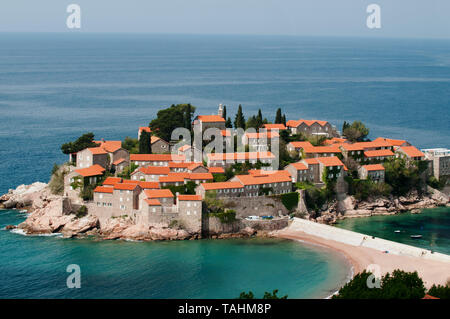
[218,103,224,118]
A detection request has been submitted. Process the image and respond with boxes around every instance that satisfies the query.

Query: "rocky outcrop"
[316,188,450,224]
[0,182,48,209]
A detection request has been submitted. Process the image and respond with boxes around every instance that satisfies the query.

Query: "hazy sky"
[0,0,449,38]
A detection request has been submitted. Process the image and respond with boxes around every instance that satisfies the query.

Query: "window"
[187,211,190,215]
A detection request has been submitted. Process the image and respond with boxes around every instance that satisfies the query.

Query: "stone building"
[358,164,385,183]
[422,148,450,181]
[286,119,338,137]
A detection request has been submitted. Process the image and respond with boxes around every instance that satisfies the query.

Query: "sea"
[0,33,449,298]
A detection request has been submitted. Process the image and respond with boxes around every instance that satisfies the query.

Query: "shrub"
[49,165,66,195]
[427,176,445,190]
[238,289,287,299]
[280,192,299,211]
[209,209,236,224]
[427,283,450,299]
[333,270,425,299]
[75,205,88,218]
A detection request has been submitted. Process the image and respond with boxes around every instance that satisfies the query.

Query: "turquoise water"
[0,209,350,299]
[336,207,450,255]
[0,33,449,194]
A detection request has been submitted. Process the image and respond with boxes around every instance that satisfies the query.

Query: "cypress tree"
[226,117,233,128]
[222,105,227,120]
[275,108,282,124]
[139,131,151,154]
[256,109,263,128]
[282,114,286,126]
[234,104,246,129]
[185,104,192,130]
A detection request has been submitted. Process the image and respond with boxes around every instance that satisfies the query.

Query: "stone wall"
[220,196,289,218]
[204,216,289,236]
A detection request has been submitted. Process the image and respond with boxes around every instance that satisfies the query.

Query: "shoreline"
[276,228,450,289]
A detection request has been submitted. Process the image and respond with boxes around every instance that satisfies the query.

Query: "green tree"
[246,115,259,130]
[343,121,370,142]
[150,104,196,141]
[222,105,227,120]
[139,131,151,154]
[384,158,422,196]
[225,117,233,128]
[184,103,192,130]
[61,132,99,155]
[238,290,287,299]
[427,283,450,299]
[333,270,426,299]
[256,109,263,128]
[282,114,286,126]
[234,104,245,129]
[275,108,282,124]
[122,137,139,154]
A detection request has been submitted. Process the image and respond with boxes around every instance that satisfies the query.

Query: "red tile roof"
[422,294,439,299]
[316,156,345,167]
[99,141,122,153]
[288,141,313,149]
[113,158,127,165]
[178,195,202,201]
[94,186,114,194]
[138,166,170,175]
[130,154,185,162]
[196,115,226,123]
[75,164,105,177]
[234,170,291,186]
[188,173,214,180]
[399,146,425,158]
[289,162,308,170]
[303,158,320,165]
[287,119,329,128]
[103,177,122,186]
[324,137,347,145]
[145,198,161,206]
[144,189,174,198]
[114,183,139,190]
[88,147,108,155]
[221,129,232,137]
[178,145,191,152]
[138,181,160,189]
[362,164,385,171]
[304,146,341,154]
[200,182,244,190]
[159,173,190,183]
[373,137,408,147]
[263,124,287,130]
[208,167,225,174]
[364,149,395,158]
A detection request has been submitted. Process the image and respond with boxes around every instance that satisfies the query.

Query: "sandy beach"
[277,229,450,289]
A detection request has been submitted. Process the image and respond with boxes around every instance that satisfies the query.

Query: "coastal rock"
[315,212,336,224]
[343,209,372,218]
[2,182,48,209]
[61,215,99,235]
[337,196,355,212]
[5,225,16,230]
[240,226,257,237]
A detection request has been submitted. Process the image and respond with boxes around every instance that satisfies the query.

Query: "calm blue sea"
[1,33,449,298]
[0,209,350,299]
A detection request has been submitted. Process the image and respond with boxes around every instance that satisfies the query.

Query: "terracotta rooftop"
[113,183,139,191]
[159,173,190,183]
[208,167,225,174]
[189,173,214,180]
[138,181,160,189]
[196,115,226,123]
[103,177,122,186]
[263,123,287,130]
[244,131,280,139]
[94,186,114,194]
[234,170,291,186]
[139,127,152,133]
[178,195,202,201]
[144,189,174,198]
[303,158,320,165]
[289,162,308,170]
[287,119,328,127]
[87,147,108,155]
[288,141,313,149]
[362,164,385,171]
[178,145,191,152]
[316,156,345,167]
[200,182,244,190]
[138,166,170,175]
[364,149,395,158]
[113,158,127,165]
[145,198,161,206]
[399,146,425,158]
[373,137,408,147]
[75,164,105,177]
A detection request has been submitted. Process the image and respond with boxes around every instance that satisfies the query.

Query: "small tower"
[218,103,224,118]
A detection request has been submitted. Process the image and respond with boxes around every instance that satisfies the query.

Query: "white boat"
[410,235,422,239]
[394,230,401,233]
